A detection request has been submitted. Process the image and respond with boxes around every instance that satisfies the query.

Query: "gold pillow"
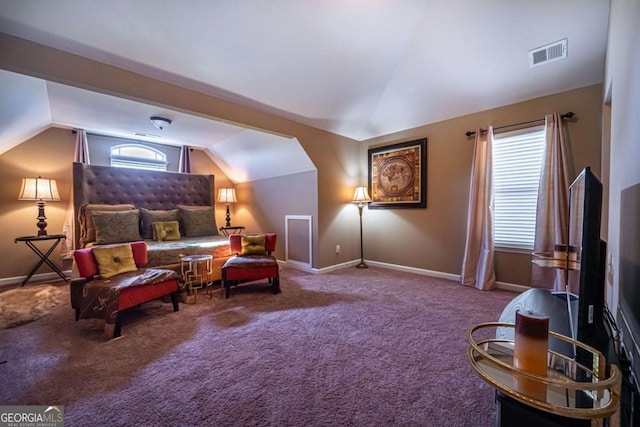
[152,221,181,241]
[92,244,138,279]
[241,234,266,256]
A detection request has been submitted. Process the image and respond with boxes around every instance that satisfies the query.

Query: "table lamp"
[352,186,372,269]
[217,187,237,227]
[19,176,61,236]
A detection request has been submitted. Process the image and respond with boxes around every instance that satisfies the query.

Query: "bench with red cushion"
[222,233,279,298]
[71,241,179,338]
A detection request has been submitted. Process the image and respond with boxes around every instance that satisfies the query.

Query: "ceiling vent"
[529,38,567,68]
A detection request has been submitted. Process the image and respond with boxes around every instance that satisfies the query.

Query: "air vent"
[529,38,567,68]
[133,132,160,138]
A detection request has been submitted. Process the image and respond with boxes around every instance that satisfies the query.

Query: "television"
[618,183,640,390]
[567,167,609,362]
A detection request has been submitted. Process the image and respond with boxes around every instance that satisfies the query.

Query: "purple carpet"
[0,266,516,426]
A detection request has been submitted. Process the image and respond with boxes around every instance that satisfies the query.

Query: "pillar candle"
[513,309,549,401]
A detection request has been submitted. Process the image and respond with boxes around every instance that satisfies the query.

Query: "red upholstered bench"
[222,233,280,298]
[71,241,180,338]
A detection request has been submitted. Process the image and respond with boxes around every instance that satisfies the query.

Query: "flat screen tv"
[618,183,640,387]
[567,167,609,375]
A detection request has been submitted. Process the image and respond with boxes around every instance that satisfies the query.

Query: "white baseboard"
[0,270,73,288]
[280,259,527,293]
[365,260,462,282]
[278,259,359,274]
[495,281,529,293]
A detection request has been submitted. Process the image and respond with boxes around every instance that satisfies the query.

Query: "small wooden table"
[14,234,68,286]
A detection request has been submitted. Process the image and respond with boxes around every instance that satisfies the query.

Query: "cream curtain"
[60,130,90,259]
[531,113,573,290]
[179,145,192,173]
[461,127,496,290]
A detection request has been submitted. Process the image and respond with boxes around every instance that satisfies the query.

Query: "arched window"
[110,144,168,171]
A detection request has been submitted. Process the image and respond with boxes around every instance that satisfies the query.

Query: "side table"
[219,226,245,236]
[467,322,620,426]
[181,254,214,303]
[14,234,68,286]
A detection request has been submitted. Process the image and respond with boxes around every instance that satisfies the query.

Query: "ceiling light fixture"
[150,116,172,130]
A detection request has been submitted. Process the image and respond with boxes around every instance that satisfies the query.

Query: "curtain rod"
[464,112,575,137]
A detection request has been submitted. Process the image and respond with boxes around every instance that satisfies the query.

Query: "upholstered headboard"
[73,162,214,246]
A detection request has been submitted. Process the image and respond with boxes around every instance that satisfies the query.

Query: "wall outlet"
[336,245,341,254]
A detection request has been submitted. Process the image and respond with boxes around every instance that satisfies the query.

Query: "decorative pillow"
[92,243,137,279]
[140,208,179,239]
[80,204,136,246]
[241,234,267,256]
[152,221,181,241]
[178,206,218,237]
[92,210,141,245]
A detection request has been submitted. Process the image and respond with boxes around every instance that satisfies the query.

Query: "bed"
[72,162,231,281]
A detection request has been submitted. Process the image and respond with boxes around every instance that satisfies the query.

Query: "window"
[110,144,168,171]
[492,126,545,251]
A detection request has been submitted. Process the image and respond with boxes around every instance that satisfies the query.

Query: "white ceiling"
[0,0,610,179]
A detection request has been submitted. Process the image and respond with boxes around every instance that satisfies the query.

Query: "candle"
[514,309,549,400]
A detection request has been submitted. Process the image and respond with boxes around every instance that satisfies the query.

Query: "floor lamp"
[352,186,372,269]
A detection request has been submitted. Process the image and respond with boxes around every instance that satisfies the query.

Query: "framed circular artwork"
[368,138,427,209]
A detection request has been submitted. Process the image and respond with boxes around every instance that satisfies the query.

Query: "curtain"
[461,127,496,290]
[179,145,192,173]
[60,130,90,259]
[531,113,573,291]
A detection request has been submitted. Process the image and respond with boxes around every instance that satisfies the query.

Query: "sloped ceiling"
[0,0,610,179]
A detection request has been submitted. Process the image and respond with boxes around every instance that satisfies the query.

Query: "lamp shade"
[18,177,61,201]
[217,188,237,203]
[352,186,372,204]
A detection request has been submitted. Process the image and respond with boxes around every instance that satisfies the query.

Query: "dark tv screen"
[568,167,606,354]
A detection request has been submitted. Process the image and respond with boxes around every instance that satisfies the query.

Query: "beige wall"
[233,171,318,264]
[0,33,608,286]
[360,84,603,286]
[0,128,234,283]
[0,33,361,279]
[0,127,75,281]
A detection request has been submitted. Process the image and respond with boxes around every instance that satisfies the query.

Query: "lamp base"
[356,262,368,269]
[36,201,48,236]
[225,203,232,227]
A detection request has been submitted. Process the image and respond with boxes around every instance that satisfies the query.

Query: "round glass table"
[467,322,620,424]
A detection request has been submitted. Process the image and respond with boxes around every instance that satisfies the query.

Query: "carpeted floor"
[0,266,516,426]
[0,284,62,330]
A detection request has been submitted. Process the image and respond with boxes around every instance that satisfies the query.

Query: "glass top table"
[467,322,620,421]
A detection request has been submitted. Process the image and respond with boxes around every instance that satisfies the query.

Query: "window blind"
[492,127,545,250]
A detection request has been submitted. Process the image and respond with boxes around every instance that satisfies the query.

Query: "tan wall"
[0,128,233,283]
[0,33,607,285]
[0,33,361,276]
[360,84,603,286]
[0,127,75,281]
[233,171,318,264]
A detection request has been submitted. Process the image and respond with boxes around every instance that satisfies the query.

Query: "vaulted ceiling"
[0,0,610,181]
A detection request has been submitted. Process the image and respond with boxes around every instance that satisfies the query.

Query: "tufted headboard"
[73,162,214,246]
